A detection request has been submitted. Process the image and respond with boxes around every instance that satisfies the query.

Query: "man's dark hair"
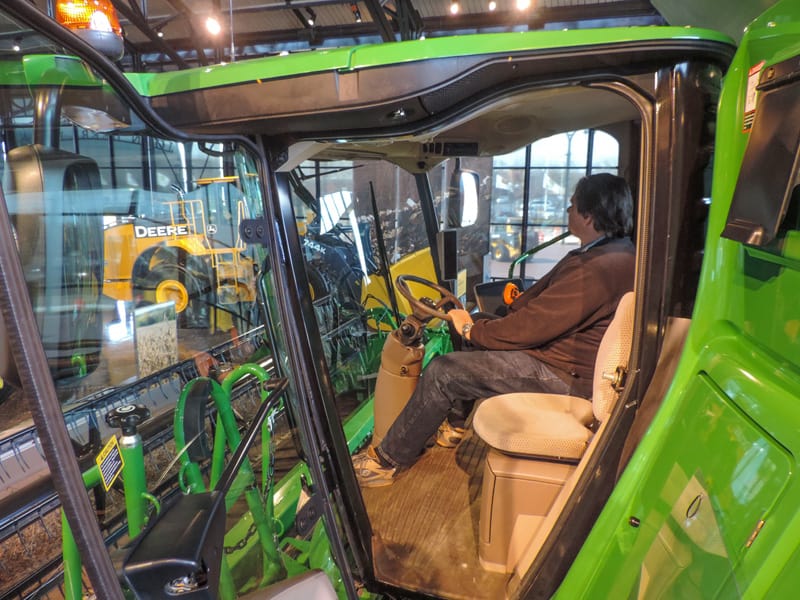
[573,173,633,238]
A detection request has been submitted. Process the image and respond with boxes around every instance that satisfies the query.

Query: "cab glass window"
[0,32,291,596]
[489,129,620,282]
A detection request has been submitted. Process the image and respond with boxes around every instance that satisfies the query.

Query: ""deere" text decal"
[134,224,190,238]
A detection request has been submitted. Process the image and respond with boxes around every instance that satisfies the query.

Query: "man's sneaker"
[353,446,396,488]
[436,421,466,448]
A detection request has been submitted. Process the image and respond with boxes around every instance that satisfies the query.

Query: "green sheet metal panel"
[559,0,800,595]
[625,374,791,598]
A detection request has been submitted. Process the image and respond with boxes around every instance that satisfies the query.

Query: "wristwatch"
[461,322,473,338]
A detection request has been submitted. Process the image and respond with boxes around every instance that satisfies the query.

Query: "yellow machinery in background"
[361,248,437,327]
[103,176,257,330]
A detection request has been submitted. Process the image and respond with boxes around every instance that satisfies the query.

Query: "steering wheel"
[395,274,463,321]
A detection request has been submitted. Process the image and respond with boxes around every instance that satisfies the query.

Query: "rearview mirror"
[446,165,480,228]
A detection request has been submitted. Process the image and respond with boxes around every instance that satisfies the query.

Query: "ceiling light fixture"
[206,16,221,35]
[350,3,363,23]
[516,0,531,10]
[305,8,316,26]
[450,0,460,15]
[488,0,497,10]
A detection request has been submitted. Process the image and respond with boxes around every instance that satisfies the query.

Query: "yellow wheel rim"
[155,279,189,312]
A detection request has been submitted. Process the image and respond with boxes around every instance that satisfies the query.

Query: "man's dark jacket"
[469,236,635,397]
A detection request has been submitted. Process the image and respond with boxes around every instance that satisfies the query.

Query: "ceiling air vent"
[422,142,479,156]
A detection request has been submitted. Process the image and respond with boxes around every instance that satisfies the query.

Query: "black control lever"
[105,404,151,436]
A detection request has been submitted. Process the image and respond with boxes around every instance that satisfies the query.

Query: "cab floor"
[361,432,508,600]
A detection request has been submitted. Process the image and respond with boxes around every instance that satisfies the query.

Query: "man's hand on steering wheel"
[394,274,469,348]
[447,309,474,341]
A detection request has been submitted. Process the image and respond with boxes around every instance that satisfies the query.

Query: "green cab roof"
[126,26,735,98]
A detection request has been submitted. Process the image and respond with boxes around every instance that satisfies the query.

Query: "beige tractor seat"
[473,393,593,460]
[472,291,635,572]
[474,290,635,458]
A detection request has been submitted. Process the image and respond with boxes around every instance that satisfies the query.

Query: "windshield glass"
[0,13,283,594]
[2,129,268,409]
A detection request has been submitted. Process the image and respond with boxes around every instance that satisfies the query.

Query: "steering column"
[372,275,462,445]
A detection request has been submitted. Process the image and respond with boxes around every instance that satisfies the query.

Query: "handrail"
[507,231,571,279]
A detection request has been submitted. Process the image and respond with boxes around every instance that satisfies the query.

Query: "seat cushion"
[473,393,593,460]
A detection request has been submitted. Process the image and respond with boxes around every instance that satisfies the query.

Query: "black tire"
[306,264,330,302]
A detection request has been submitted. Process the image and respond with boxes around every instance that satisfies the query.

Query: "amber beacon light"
[55,0,124,60]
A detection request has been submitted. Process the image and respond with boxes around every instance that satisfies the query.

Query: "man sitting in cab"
[354,173,636,487]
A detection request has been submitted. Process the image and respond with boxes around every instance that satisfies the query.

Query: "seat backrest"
[592,291,635,422]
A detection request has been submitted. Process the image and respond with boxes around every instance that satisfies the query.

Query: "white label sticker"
[743,60,765,132]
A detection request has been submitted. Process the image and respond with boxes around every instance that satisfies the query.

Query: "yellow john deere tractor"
[103,176,257,330]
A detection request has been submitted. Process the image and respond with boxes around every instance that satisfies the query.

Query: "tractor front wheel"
[134,265,210,328]
[154,277,190,313]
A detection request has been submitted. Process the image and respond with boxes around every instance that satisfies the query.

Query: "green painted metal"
[61,512,82,600]
[20,54,102,87]
[57,369,345,599]
[209,411,231,492]
[274,463,309,532]
[18,0,800,596]
[557,0,800,596]
[69,354,87,378]
[173,368,287,592]
[62,457,150,600]
[118,434,148,538]
[62,466,102,600]
[344,396,375,454]
[422,325,455,368]
[219,365,288,588]
[125,27,734,98]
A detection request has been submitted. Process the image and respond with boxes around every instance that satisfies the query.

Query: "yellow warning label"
[96,436,125,491]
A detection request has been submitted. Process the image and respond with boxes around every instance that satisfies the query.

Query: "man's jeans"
[375,350,575,469]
